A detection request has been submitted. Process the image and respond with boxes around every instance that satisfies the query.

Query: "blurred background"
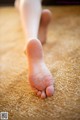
[0,0,80,5]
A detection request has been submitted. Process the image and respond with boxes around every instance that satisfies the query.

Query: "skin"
[15,0,54,99]
[26,39,54,98]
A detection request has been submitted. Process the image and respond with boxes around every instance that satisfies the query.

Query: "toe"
[41,91,46,99]
[37,91,41,97]
[46,85,54,97]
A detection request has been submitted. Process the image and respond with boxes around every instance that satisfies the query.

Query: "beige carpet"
[0,6,80,120]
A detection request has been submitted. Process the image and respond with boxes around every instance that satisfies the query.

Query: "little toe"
[46,85,54,97]
[41,91,46,99]
[37,91,41,97]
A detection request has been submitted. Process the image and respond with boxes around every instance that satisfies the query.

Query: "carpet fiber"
[0,6,80,120]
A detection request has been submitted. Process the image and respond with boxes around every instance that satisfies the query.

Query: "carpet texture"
[0,6,80,120]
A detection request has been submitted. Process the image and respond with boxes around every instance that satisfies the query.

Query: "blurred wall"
[0,0,80,5]
[42,0,80,5]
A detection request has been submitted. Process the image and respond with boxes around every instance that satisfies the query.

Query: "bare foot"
[38,9,52,44]
[26,39,54,99]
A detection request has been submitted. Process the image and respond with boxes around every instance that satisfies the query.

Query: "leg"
[15,0,52,44]
[20,0,42,40]
[19,0,54,98]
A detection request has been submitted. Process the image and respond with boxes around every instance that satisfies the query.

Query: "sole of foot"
[26,39,54,99]
[38,9,52,44]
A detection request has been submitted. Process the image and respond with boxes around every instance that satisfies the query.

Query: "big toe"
[46,85,54,97]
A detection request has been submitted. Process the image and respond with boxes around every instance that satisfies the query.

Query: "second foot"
[26,39,54,99]
[38,9,52,44]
